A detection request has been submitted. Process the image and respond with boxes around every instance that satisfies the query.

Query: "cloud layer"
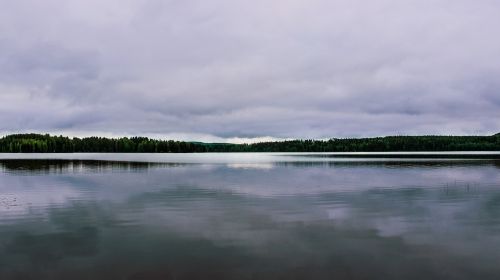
[1,0,500,141]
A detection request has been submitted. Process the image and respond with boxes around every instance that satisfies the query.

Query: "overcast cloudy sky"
[1,0,499,142]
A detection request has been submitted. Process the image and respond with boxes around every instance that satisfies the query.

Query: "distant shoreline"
[1,133,499,153]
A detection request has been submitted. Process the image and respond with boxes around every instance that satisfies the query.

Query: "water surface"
[1,153,499,279]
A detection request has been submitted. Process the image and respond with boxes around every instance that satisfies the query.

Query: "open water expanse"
[1,153,500,279]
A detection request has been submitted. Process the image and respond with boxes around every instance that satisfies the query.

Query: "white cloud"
[1,0,500,141]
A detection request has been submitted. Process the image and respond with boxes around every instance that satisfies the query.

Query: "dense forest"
[0,133,499,153]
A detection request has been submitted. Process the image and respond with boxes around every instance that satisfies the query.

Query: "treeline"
[0,134,205,153]
[0,133,499,153]
[206,135,500,152]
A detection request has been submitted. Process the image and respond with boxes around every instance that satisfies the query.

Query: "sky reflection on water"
[0,154,500,279]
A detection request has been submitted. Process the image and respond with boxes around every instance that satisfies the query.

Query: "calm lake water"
[1,153,500,280]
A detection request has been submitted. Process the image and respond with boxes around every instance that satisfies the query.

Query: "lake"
[1,153,500,279]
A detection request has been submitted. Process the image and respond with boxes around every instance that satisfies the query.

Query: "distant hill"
[0,133,500,153]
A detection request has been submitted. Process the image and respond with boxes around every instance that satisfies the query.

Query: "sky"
[1,0,499,143]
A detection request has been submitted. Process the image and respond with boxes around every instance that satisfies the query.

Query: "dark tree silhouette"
[1,133,499,153]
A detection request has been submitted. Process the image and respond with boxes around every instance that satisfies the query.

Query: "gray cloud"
[1,0,500,141]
